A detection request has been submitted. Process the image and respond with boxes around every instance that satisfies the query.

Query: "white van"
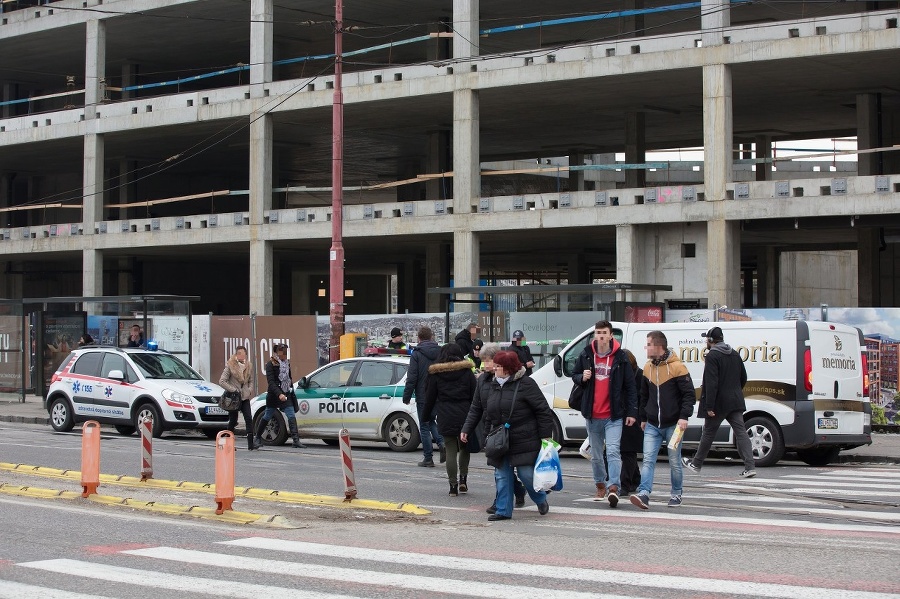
[531,320,872,467]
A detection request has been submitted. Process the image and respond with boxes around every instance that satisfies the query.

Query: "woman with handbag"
[422,344,478,496]
[255,343,305,449]
[461,350,555,521]
[219,346,256,451]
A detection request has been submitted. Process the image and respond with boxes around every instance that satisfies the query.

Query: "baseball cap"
[473,338,484,350]
[701,326,724,341]
[390,327,402,337]
[273,342,289,351]
[512,329,525,340]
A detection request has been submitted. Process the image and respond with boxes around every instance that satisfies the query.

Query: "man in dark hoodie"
[402,326,446,466]
[572,320,637,508]
[683,326,757,479]
[630,331,695,510]
[455,322,479,359]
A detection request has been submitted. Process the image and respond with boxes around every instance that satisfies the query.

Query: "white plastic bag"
[533,438,563,492]
[579,438,591,460]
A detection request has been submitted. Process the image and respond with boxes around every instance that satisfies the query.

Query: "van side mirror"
[108,369,125,381]
[553,355,562,378]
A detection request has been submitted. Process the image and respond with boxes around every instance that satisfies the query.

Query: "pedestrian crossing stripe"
[780,474,900,485]
[15,540,898,599]
[0,579,110,599]
[723,478,900,491]
[707,482,900,497]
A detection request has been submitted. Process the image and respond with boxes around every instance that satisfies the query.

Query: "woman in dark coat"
[423,344,477,496]
[255,343,304,449]
[462,351,554,521]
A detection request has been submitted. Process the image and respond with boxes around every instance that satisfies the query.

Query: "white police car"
[249,353,421,451]
[46,346,227,438]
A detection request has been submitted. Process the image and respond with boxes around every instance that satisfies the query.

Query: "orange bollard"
[139,417,153,481]
[214,430,235,514]
[81,420,101,497]
[339,428,357,501]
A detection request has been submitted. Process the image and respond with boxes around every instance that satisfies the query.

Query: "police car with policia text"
[46,345,227,438]
[249,351,421,450]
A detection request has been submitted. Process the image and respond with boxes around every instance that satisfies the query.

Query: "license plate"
[206,406,228,416]
[818,417,839,430]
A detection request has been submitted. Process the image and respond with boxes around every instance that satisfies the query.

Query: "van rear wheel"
[745,416,784,467]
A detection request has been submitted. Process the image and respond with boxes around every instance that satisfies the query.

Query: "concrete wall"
[780,250,859,307]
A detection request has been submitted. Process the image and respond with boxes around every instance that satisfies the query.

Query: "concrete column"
[453,229,480,302]
[625,111,646,189]
[755,135,772,182]
[0,173,10,209]
[84,19,106,116]
[702,64,733,202]
[701,0,730,47]
[2,83,13,118]
[249,114,273,224]
[616,224,645,284]
[425,242,446,312]
[82,133,104,230]
[83,249,103,296]
[568,152,585,192]
[857,93,881,176]
[707,219,740,308]
[453,89,479,214]
[250,240,273,315]
[453,0,478,59]
[756,246,777,307]
[858,228,880,307]
[120,63,136,100]
[250,0,273,98]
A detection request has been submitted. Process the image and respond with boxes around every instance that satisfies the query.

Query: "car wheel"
[114,425,136,436]
[745,416,785,467]
[252,411,288,446]
[550,416,564,445]
[796,446,840,466]
[134,402,164,438]
[49,397,75,432]
[321,438,340,446]
[384,412,421,452]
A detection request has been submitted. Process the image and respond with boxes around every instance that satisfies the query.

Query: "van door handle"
[330,395,341,400]
[823,411,834,417]
[379,394,391,400]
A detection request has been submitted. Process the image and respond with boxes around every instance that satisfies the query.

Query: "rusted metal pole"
[329,0,345,363]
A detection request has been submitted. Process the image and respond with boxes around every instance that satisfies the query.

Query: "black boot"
[449,482,459,497]
[291,435,306,449]
[247,433,256,451]
[254,418,268,449]
[458,475,468,493]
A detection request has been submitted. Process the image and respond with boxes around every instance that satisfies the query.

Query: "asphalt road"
[1,422,899,598]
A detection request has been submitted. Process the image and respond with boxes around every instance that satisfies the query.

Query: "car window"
[129,353,202,380]
[100,354,128,380]
[355,361,395,387]
[71,352,103,377]
[392,364,406,385]
[308,362,355,388]
[53,353,76,375]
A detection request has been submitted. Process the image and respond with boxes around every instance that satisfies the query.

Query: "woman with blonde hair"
[219,346,256,451]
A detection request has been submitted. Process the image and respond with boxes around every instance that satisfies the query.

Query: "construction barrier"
[81,420,101,497]
[214,430,235,514]
[339,428,357,501]
[139,417,153,481]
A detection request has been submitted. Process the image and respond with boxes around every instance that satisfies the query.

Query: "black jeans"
[227,400,253,432]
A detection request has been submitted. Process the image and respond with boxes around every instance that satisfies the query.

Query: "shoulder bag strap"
[503,381,520,428]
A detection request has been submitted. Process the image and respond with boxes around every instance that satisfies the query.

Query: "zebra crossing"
[3,535,897,599]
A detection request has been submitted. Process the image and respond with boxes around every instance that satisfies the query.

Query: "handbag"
[483,382,520,460]
[218,390,242,412]
[567,383,583,411]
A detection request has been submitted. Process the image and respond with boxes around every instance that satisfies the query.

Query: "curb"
[0,482,296,527]
[837,454,900,465]
[0,415,49,425]
[0,462,431,515]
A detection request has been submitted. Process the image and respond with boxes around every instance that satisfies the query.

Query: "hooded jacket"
[422,360,478,437]
[639,351,696,428]
[219,354,255,401]
[571,338,638,421]
[402,340,441,404]
[699,342,748,417]
[455,329,475,360]
[462,367,554,468]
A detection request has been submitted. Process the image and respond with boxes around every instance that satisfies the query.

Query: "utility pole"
[328,0,345,362]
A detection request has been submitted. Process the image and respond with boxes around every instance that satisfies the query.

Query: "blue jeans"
[416,402,444,461]
[586,417,623,489]
[262,404,296,421]
[637,423,683,496]
[494,457,547,518]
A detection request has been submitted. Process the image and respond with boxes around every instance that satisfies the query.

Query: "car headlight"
[161,389,194,404]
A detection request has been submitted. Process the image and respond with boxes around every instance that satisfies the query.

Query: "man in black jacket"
[402,327,446,466]
[683,326,757,478]
[455,322,479,359]
[508,330,536,376]
[630,331,695,510]
[572,320,637,508]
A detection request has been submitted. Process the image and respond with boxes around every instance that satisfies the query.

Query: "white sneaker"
[682,457,700,474]
[739,469,757,478]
